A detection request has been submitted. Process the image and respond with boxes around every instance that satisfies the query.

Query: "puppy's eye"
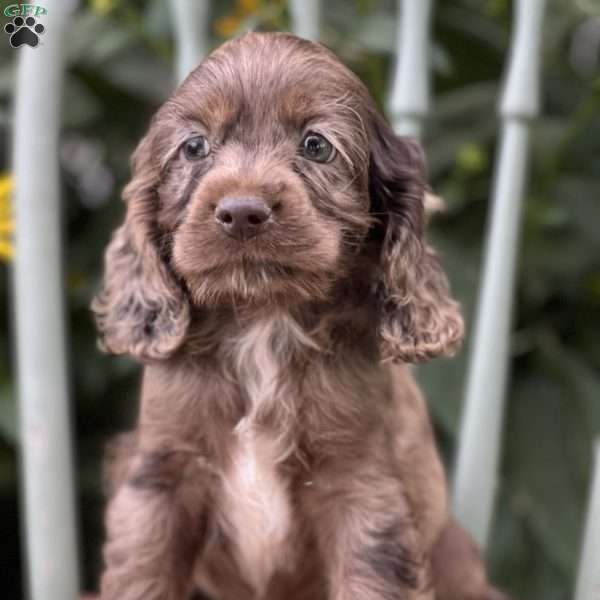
[183,135,210,161]
[301,133,336,163]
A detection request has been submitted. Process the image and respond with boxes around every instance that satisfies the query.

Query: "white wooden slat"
[170,0,210,83]
[388,0,434,138]
[575,441,600,600]
[452,0,547,549]
[289,0,320,42]
[12,2,80,599]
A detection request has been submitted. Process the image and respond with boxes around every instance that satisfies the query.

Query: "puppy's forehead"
[172,33,367,132]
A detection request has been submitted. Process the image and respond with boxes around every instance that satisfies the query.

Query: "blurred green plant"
[90,0,120,16]
[0,1,598,599]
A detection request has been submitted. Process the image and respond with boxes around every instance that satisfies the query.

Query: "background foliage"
[0,0,599,598]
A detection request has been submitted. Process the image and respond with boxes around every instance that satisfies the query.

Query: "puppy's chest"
[219,315,306,592]
[221,425,295,593]
[226,312,308,420]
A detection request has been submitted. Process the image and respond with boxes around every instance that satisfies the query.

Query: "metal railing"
[388,0,433,138]
[452,0,547,548]
[12,2,80,599]
[10,1,599,599]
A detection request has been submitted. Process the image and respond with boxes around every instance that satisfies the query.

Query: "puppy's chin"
[182,263,336,308]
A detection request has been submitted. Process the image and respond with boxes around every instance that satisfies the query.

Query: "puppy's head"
[93,32,462,363]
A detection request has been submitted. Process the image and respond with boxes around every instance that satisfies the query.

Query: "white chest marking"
[219,313,318,591]
[222,424,293,593]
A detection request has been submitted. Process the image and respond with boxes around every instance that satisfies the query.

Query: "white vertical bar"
[289,0,320,41]
[388,0,434,138]
[452,0,547,548]
[170,0,210,83]
[575,441,600,600]
[12,2,80,599]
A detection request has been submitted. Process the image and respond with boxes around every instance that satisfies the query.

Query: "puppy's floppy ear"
[92,131,190,362]
[369,110,463,363]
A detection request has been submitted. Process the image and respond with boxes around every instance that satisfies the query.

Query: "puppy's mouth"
[181,260,336,308]
[171,209,344,307]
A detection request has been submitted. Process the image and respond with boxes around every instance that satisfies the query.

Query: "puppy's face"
[155,35,372,306]
[93,33,463,363]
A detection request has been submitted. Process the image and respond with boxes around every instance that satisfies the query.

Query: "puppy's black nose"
[215,196,271,240]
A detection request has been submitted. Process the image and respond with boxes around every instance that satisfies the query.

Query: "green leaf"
[0,383,18,446]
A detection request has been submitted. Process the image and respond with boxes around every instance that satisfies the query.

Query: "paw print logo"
[4,16,45,48]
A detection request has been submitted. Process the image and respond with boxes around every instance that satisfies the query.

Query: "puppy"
[93,32,506,600]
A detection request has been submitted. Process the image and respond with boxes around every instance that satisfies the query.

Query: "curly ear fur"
[369,111,464,363]
[91,132,190,362]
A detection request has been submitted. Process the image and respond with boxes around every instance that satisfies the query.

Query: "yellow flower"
[214,15,243,38]
[0,175,14,262]
[456,142,487,175]
[215,0,263,38]
[91,0,118,16]
[239,0,260,12]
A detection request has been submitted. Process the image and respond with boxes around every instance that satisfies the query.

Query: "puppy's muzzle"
[215,196,272,241]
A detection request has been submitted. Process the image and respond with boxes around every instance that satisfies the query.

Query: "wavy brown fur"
[93,32,506,600]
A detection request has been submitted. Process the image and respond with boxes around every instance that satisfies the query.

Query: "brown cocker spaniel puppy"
[93,32,507,600]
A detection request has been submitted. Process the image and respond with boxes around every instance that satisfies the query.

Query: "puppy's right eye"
[183,135,210,161]
[301,132,336,163]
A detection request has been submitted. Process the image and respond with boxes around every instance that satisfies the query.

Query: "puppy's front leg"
[307,462,433,600]
[100,450,209,600]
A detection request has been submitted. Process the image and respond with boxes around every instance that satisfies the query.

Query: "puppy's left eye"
[183,135,210,161]
[301,133,336,163]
